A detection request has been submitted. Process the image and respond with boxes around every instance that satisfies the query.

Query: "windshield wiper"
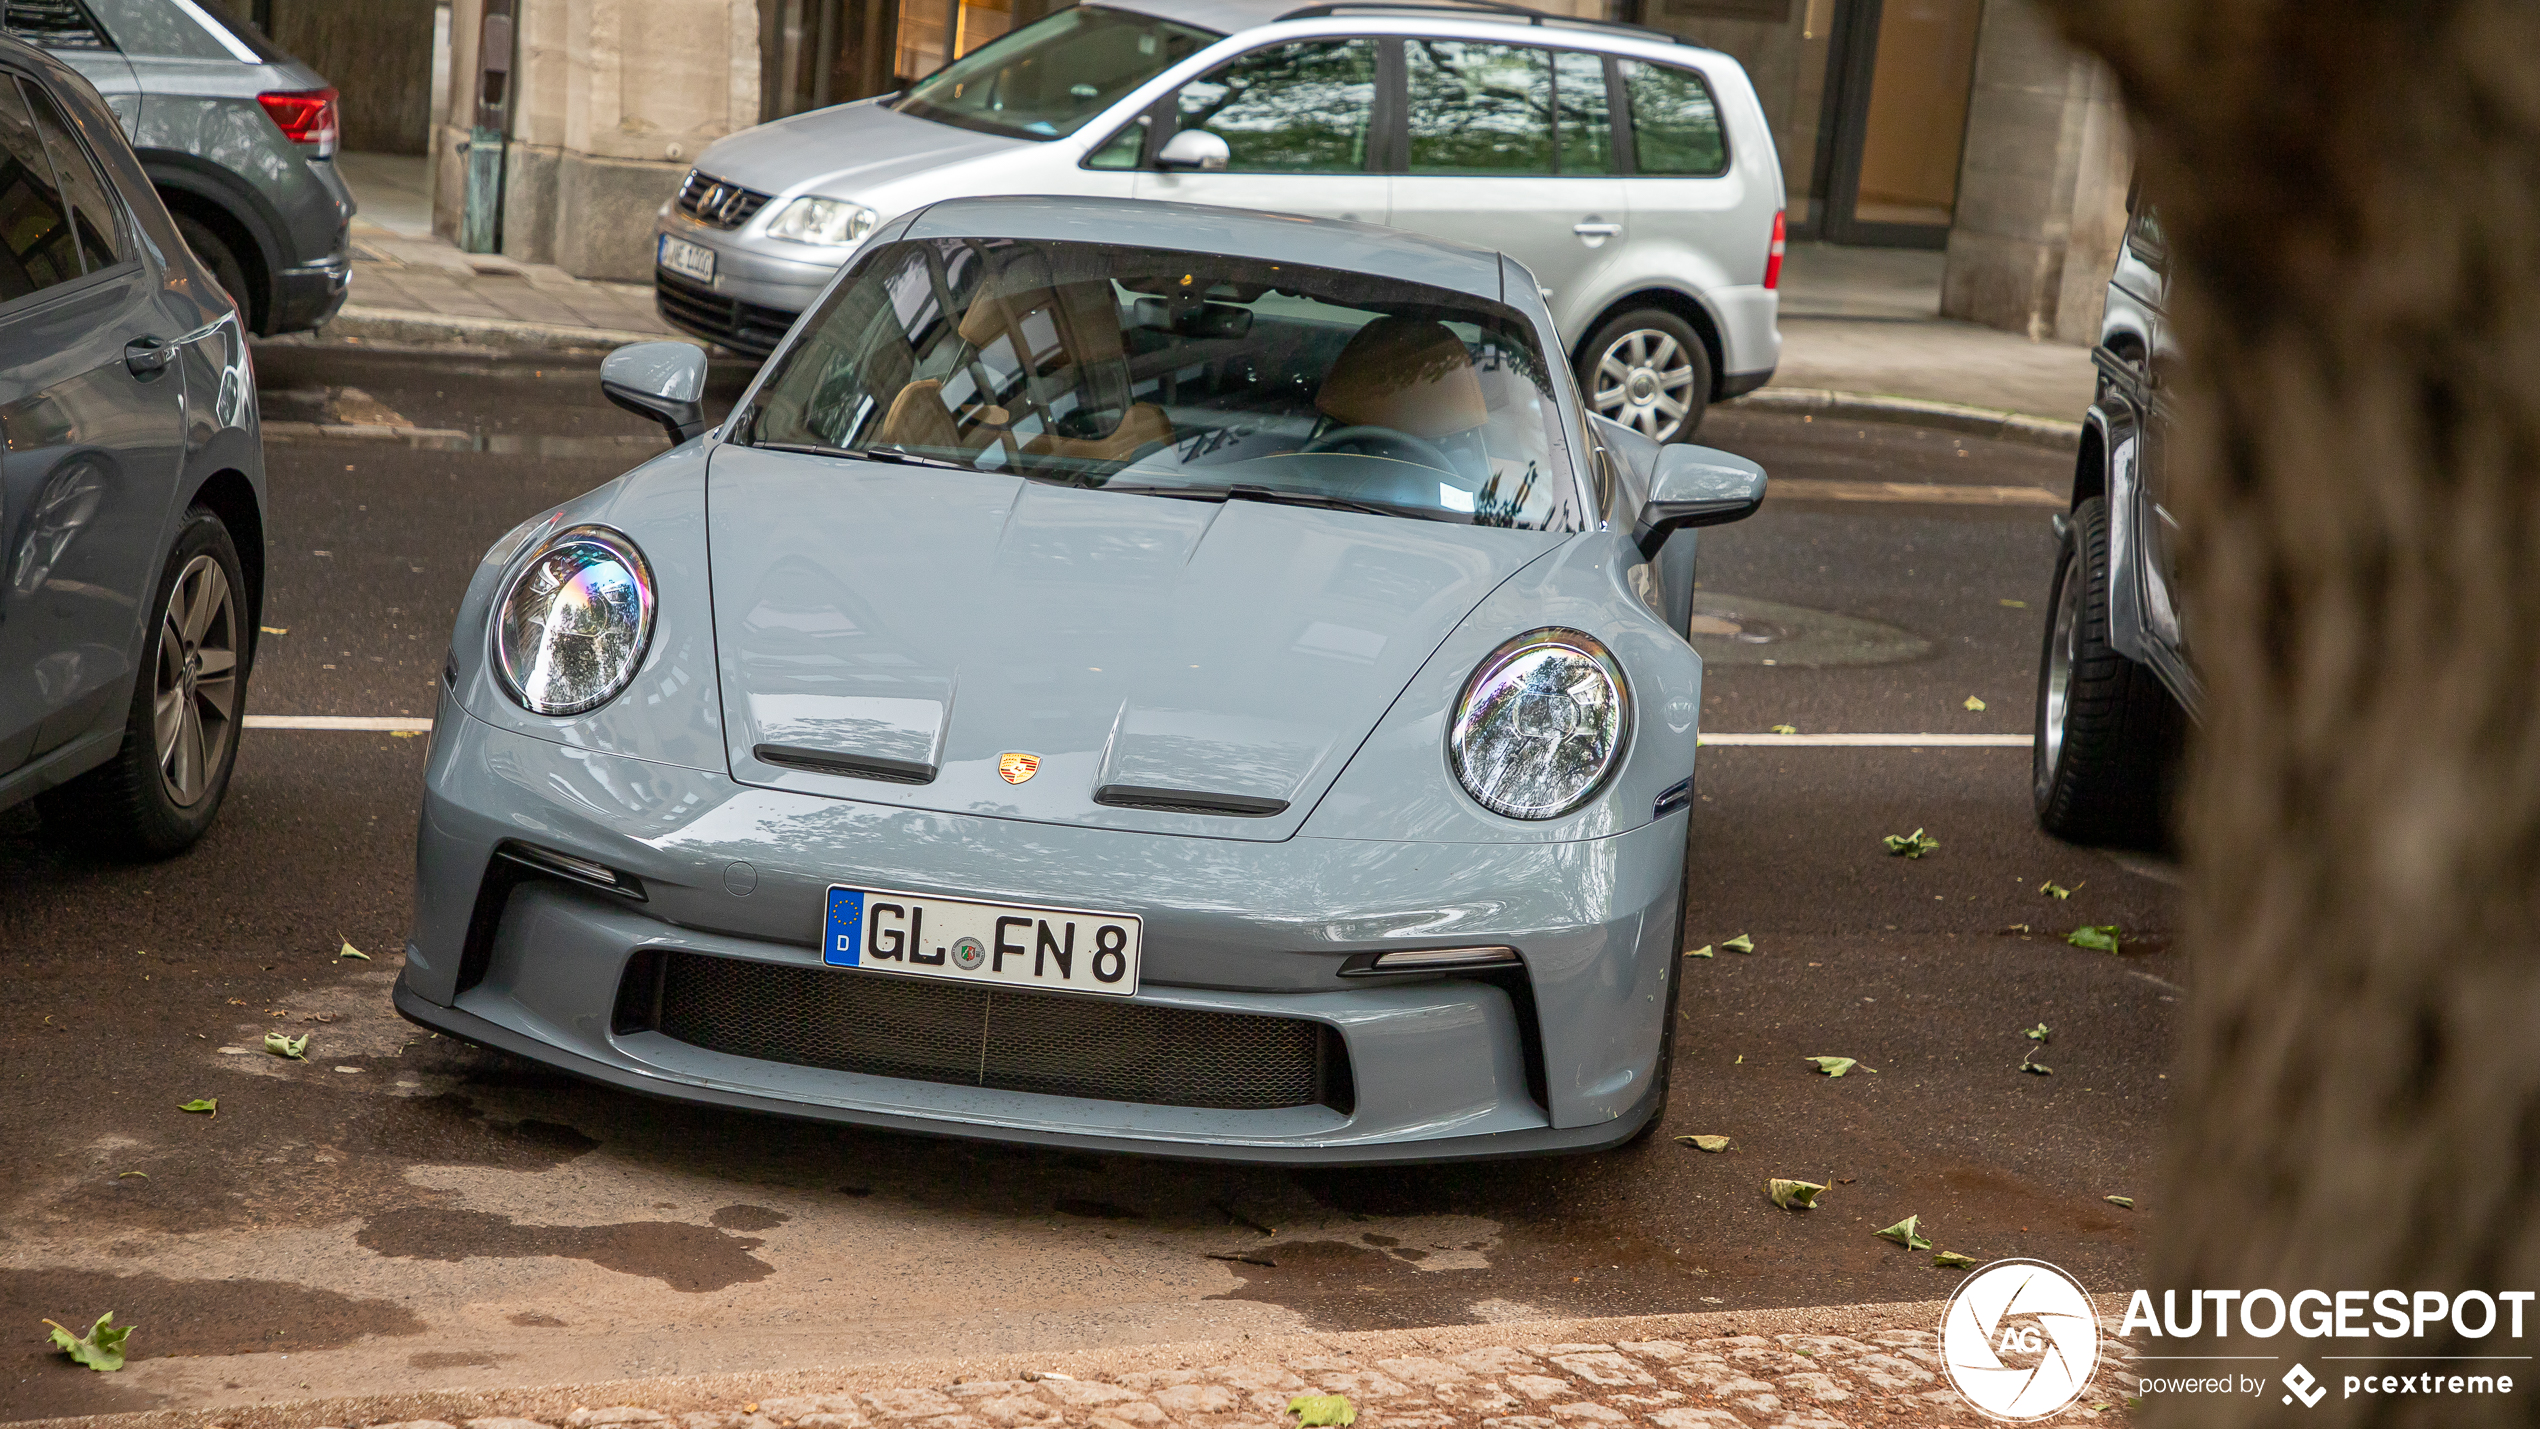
[754,441,968,470]
[1097,481,1458,521]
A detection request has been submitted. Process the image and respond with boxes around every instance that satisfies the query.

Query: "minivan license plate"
[823,886,1142,997]
[658,234,715,282]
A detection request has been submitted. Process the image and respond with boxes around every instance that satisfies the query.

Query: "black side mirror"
[601,341,710,444]
[1633,446,1766,558]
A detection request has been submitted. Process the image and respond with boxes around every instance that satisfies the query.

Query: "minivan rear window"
[895,5,1218,141]
[1620,58,1725,176]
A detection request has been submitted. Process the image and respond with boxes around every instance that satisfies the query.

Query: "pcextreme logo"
[1941,1259,2102,1421]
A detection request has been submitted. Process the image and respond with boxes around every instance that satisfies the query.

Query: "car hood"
[691,98,1031,203]
[707,444,1561,841]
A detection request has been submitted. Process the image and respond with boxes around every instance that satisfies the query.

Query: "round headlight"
[1448,628,1630,820]
[494,526,656,716]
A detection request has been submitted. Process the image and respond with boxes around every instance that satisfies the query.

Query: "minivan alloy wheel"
[154,553,240,807]
[1590,326,1699,441]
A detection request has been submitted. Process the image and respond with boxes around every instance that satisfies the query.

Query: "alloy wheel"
[153,553,239,808]
[1591,328,1698,442]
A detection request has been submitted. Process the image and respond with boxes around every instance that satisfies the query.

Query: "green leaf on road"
[337,940,370,960]
[1805,1056,1875,1077]
[2025,1023,2052,1041]
[1723,934,1755,954]
[2067,924,2121,953]
[1998,599,2026,609]
[264,1032,308,1060]
[1766,1178,1826,1210]
[1676,1135,1731,1152]
[1875,1216,1932,1251]
[1684,944,1713,958]
[1964,695,1986,711]
[44,1312,130,1372]
[1289,1395,1356,1426]
[178,1098,216,1115]
[2105,1195,2135,1209]
[1882,828,1940,858]
[1770,724,1798,735]
[1934,1251,1980,1269]
[2040,881,2072,899]
[2020,1060,2053,1076]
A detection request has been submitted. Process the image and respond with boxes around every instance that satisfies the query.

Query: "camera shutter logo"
[1941,1259,2102,1420]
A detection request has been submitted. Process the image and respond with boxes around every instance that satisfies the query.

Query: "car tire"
[2033,496,2179,847]
[1578,310,1713,443]
[38,508,252,859]
[172,210,253,325]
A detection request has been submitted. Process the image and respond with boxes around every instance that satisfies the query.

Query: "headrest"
[1314,316,1487,438]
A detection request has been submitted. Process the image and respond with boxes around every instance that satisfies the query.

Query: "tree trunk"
[2036,2,2540,1423]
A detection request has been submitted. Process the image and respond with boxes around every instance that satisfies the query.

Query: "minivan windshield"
[743,236,1583,532]
[893,6,1218,140]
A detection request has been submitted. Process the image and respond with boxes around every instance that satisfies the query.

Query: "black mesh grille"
[653,270,796,357]
[628,950,1352,1113]
[674,170,774,229]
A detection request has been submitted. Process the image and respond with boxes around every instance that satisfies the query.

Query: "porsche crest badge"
[997,752,1041,785]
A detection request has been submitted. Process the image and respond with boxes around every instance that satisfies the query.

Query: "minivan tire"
[173,210,253,325]
[2033,496,2178,847]
[1579,309,1712,443]
[39,508,252,859]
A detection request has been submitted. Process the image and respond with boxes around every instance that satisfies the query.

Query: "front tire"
[2033,496,2177,846]
[1578,310,1713,443]
[38,508,251,858]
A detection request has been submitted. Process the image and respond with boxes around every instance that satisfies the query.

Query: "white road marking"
[1700,732,2032,747]
[243,715,434,732]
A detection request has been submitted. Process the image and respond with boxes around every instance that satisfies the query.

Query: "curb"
[1732,387,2084,452]
[13,1295,2138,1429]
[314,305,696,356]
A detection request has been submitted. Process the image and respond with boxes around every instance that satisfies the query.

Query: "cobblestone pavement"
[203,1321,2139,1429]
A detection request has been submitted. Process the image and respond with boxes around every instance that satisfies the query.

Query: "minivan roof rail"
[1272,0,1695,47]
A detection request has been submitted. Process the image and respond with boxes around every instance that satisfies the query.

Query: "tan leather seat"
[949,275,1173,461]
[1314,316,1488,438]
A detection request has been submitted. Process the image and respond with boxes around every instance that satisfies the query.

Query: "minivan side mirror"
[601,341,710,444]
[1155,129,1230,172]
[1633,446,1765,557]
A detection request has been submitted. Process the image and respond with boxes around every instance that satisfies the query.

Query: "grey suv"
[0,34,265,857]
[3,0,351,334]
[654,0,1782,441]
[2032,182,2187,847]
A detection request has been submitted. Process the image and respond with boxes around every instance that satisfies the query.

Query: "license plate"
[823,885,1142,997]
[658,234,716,282]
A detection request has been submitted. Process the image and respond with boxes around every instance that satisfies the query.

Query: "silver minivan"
[654,0,1781,440]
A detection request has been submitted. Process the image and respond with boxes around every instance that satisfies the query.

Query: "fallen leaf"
[1934,1251,1979,1269]
[43,1312,130,1372]
[260,625,288,634]
[117,1171,148,1180]
[2067,924,2121,953]
[2024,1023,2052,1042]
[1675,1135,1731,1152]
[1882,828,1940,858]
[1289,1394,1356,1427]
[1766,1178,1826,1210]
[1723,933,1755,954]
[338,940,370,961]
[178,1098,216,1115]
[1805,1056,1875,1077]
[1684,944,1713,958]
[1770,724,1798,735]
[264,1032,309,1060]
[2020,1060,2053,1076]
[2041,881,2072,899]
[2003,923,2031,934]
[1998,599,2027,609]
[2105,1195,2135,1209]
[1963,695,1986,711]
[1875,1215,1932,1251]
[390,730,420,739]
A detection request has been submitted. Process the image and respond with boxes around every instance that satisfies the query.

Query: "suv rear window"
[895,4,1217,141]
[4,0,110,49]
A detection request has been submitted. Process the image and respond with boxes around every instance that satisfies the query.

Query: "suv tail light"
[257,87,338,157]
[1764,209,1786,290]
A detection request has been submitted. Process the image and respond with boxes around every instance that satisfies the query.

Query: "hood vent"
[1093,784,1289,818]
[754,743,936,785]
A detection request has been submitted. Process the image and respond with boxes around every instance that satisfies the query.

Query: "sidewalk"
[306,156,2092,433]
[24,1301,2143,1429]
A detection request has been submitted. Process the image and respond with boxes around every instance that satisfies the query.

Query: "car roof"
[902,195,1511,304]
[1097,0,1700,51]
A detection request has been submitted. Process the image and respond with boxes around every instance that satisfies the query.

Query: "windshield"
[742,236,1583,532]
[893,5,1218,140]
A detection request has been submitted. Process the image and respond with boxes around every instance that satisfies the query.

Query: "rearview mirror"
[601,341,710,444]
[1155,129,1230,172]
[1634,446,1765,557]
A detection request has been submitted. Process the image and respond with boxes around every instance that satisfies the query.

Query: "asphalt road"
[0,349,2180,1419]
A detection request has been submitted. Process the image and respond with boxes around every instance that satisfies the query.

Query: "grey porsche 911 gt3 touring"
[397,195,1764,1163]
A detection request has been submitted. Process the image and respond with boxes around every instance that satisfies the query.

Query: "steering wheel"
[1301,423,1460,476]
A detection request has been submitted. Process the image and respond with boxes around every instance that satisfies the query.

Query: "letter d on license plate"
[824,885,1141,997]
